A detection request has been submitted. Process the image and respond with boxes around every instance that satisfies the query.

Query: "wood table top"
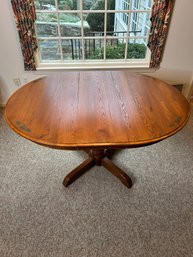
[5,71,190,149]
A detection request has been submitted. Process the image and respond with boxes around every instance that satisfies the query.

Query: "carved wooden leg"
[63,157,95,187]
[63,149,133,188]
[101,157,132,188]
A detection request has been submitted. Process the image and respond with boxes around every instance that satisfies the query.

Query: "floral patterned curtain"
[148,0,174,68]
[11,0,37,71]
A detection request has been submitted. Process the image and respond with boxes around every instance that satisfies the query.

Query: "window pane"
[129,12,151,37]
[106,39,126,59]
[106,13,115,33]
[57,0,80,10]
[61,39,83,60]
[113,12,129,35]
[127,40,147,59]
[107,0,115,10]
[36,13,58,37]
[132,0,152,11]
[84,13,104,36]
[39,39,61,60]
[83,0,105,10]
[34,0,56,10]
[59,13,82,37]
[85,39,104,60]
[115,0,130,11]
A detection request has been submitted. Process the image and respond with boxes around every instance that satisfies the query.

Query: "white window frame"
[34,0,152,70]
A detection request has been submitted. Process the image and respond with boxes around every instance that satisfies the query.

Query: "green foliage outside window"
[89,43,147,59]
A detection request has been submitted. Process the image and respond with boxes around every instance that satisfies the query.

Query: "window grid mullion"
[80,0,85,60]
[35,10,152,14]
[124,0,133,60]
[37,36,149,40]
[103,0,108,60]
[55,0,64,61]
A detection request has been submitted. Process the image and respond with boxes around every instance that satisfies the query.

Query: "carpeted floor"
[0,106,193,257]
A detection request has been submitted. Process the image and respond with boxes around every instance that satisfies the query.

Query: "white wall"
[148,0,193,84]
[0,0,43,105]
[0,0,193,105]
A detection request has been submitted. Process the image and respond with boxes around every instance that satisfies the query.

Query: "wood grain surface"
[5,71,190,149]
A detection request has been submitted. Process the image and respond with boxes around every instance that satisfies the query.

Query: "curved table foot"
[101,157,132,188]
[63,149,132,188]
[63,157,95,187]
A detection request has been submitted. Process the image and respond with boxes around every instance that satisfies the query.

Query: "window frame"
[34,0,153,70]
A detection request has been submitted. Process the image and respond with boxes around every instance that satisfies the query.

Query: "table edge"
[4,107,190,150]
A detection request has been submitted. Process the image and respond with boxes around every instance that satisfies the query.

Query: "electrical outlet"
[13,78,21,87]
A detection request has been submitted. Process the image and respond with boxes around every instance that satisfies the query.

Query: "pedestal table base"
[63,149,132,188]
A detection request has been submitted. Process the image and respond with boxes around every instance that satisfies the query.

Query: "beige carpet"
[0,106,193,257]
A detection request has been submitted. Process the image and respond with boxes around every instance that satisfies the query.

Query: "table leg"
[101,157,132,188]
[63,149,133,188]
[63,157,95,187]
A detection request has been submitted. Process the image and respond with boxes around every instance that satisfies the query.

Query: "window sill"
[37,61,148,70]
[34,48,155,73]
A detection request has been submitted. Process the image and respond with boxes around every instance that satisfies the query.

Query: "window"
[11,0,174,70]
[34,0,153,69]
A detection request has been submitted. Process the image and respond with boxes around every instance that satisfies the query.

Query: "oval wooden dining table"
[5,71,190,188]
